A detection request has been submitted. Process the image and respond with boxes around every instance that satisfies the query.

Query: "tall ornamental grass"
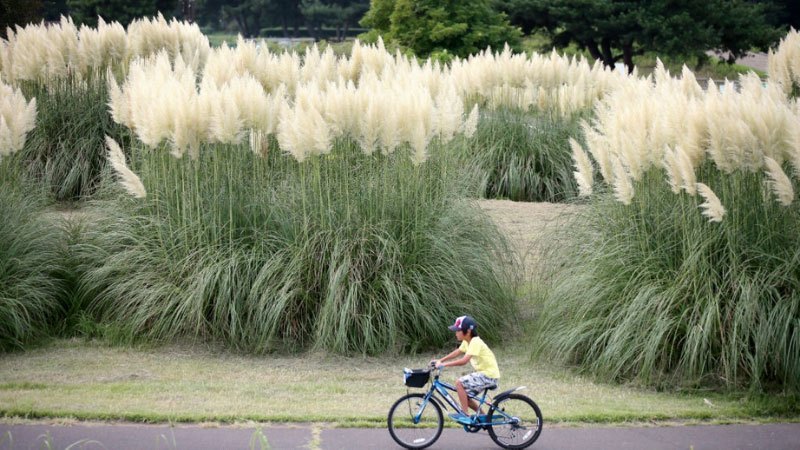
[1,15,210,201]
[81,51,517,354]
[768,28,800,98]
[538,167,800,391]
[80,139,517,354]
[18,75,129,201]
[0,79,68,351]
[538,63,800,391]
[0,164,68,351]
[4,18,630,206]
[462,108,585,202]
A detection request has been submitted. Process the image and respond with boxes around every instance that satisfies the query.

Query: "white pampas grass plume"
[763,156,795,206]
[570,138,593,196]
[107,72,131,127]
[0,77,37,157]
[696,183,725,222]
[409,119,430,165]
[434,83,463,143]
[463,104,479,138]
[612,157,633,205]
[663,147,682,194]
[674,145,696,195]
[105,136,146,198]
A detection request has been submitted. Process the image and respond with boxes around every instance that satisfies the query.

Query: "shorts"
[458,372,498,395]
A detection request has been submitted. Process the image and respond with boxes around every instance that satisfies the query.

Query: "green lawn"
[0,339,796,426]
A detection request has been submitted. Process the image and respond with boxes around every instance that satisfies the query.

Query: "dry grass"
[0,338,790,425]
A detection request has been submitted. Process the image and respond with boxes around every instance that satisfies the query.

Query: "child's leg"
[457,374,486,415]
[455,380,470,413]
[468,398,484,415]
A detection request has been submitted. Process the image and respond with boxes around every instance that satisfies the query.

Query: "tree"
[763,0,800,30]
[300,0,368,40]
[218,0,270,37]
[1,0,43,38]
[499,0,782,73]
[360,0,393,33]
[42,0,70,21]
[362,0,522,59]
[66,0,178,27]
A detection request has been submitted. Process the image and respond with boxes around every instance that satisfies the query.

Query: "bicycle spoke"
[388,394,442,449]
[488,394,542,449]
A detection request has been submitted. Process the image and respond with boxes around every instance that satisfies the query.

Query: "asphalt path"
[1,422,799,450]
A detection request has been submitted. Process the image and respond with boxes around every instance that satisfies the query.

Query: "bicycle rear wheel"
[387,393,443,449]
[487,393,543,449]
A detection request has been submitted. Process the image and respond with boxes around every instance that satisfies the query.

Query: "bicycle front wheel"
[487,393,543,449]
[387,393,443,449]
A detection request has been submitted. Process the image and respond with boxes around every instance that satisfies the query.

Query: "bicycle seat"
[484,384,498,390]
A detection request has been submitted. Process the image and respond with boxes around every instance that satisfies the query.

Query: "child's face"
[455,330,465,341]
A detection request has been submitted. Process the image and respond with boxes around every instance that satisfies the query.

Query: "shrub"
[0,163,67,351]
[17,75,129,201]
[537,165,800,391]
[78,139,518,354]
[539,64,800,392]
[361,0,522,59]
[462,108,585,202]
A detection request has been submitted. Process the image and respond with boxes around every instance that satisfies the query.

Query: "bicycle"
[387,364,543,449]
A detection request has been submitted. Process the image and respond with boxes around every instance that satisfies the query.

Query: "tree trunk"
[281,18,289,39]
[622,41,635,74]
[182,0,195,23]
[584,38,603,62]
[306,20,318,41]
[600,38,615,68]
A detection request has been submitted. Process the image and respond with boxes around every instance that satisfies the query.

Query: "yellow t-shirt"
[459,336,500,379]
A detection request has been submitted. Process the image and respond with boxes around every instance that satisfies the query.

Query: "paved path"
[1,422,799,450]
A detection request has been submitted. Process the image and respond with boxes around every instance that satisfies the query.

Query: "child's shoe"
[448,412,472,425]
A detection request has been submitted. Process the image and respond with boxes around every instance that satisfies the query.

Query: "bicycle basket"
[403,368,430,388]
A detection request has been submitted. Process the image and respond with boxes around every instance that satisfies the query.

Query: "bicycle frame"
[412,370,518,427]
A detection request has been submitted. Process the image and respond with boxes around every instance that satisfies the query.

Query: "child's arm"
[432,348,466,368]
[438,353,471,368]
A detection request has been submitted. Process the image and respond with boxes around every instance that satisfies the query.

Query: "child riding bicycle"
[431,315,500,425]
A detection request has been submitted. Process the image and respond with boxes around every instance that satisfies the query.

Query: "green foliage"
[359,0,394,33]
[42,0,70,21]
[0,0,43,38]
[78,139,518,354]
[361,0,522,58]
[198,0,367,38]
[505,0,782,73]
[0,163,67,351]
[18,75,129,202]
[763,0,800,30]
[301,0,369,40]
[65,0,177,27]
[461,109,585,202]
[536,164,800,392]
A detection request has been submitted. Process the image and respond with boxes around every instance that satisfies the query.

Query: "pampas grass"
[0,163,67,351]
[0,76,36,158]
[17,74,129,201]
[461,108,587,202]
[537,164,800,391]
[78,137,518,354]
[105,136,145,198]
[537,57,800,392]
[769,28,800,98]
